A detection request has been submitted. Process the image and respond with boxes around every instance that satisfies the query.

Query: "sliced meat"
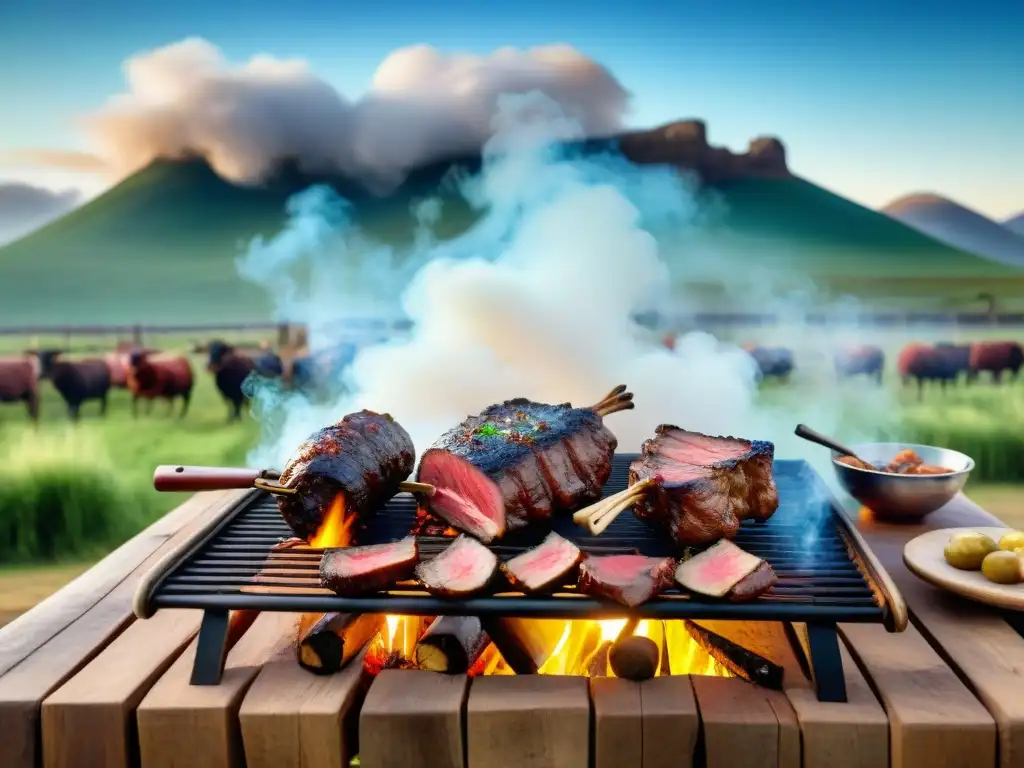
[417,397,618,540]
[629,425,779,546]
[577,554,676,608]
[727,561,777,601]
[501,532,583,593]
[320,537,419,596]
[674,540,764,598]
[415,535,500,597]
[278,410,416,541]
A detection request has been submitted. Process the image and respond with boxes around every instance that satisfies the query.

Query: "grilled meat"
[674,540,764,598]
[501,532,583,593]
[320,537,419,596]
[416,394,623,542]
[577,554,676,608]
[629,426,779,546]
[415,535,499,597]
[727,561,777,601]
[277,410,416,541]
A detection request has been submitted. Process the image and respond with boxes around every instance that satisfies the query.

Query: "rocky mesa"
[615,119,790,182]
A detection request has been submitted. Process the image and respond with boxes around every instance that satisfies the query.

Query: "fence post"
[132,324,143,347]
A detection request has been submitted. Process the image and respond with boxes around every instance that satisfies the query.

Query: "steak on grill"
[415,535,500,597]
[501,532,583,593]
[629,426,779,547]
[416,388,631,542]
[674,539,764,598]
[277,410,416,541]
[577,554,676,607]
[727,561,777,601]
[320,537,419,596]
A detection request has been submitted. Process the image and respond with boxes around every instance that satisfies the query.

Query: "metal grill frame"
[135,455,907,701]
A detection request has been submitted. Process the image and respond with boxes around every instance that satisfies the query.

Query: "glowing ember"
[310,495,356,548]
[412,505,459,537]
[363,614,428,675]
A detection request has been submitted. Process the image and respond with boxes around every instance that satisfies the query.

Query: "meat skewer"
[573,425,779,546]
[154,409,433,542]
[415,385,634,543]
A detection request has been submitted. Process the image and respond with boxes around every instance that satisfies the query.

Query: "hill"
[1006,213,1024,237]
[1,123,1022,325]
[882,194,1024,268]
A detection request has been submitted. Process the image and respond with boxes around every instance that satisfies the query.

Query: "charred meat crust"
[629,424,779,547]
[727,561,777,601]
[500,532,585,593]
[415,535,500,597]
[277,410,416,541]
[417,398,618,531]
[319,537,420,596]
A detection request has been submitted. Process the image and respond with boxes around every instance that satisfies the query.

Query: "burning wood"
[415,616,490,674]
[609,635,660,681]
[682,620,784,689]
[364,615,430,676]
[481,617,571,674]
[296,612,384,675]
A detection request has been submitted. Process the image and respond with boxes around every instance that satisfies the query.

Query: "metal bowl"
[830,442,975,520]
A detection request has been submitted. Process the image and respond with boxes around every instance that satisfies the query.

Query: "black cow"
[37,349,111,420]
[207,340,283,422]
[933,342,973,384]
[742,345,794,382]
[834,345,885,384]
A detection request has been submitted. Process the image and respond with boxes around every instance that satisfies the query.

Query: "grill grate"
[140,454,904,700]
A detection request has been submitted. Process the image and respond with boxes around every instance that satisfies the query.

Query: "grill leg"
[807,623,847,703]
[190,609,231,686]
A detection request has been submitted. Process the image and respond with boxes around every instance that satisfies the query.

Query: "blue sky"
[1,0,1021,219]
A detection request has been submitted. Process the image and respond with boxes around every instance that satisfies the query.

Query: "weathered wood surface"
[3,490,1023,768]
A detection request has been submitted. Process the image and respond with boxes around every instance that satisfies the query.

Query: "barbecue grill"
[134,454,907,702]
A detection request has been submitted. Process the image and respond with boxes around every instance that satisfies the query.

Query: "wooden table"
[1,488,1022,768]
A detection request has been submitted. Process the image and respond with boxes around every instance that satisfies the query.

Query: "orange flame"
[310,494,355,548]
[363,615,428,675]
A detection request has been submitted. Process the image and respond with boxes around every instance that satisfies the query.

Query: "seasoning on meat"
[415,535,500,597]
[501,532,584,593]
[320,537,419,596]
[277,410,416,541]
[415,386,633,542]
[577,554,676,608]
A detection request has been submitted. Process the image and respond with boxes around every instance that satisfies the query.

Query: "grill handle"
[154,465,280,492]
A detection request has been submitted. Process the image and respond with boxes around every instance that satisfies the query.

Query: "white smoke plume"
[82,38,630,188]
[241,93,897,519]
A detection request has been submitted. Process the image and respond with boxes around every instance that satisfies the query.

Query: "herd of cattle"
[0,339,353,422]
[0,335,1022,423]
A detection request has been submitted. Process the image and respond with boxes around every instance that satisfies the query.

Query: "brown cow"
[127,350,194,418]
[0,357,39,421]
[105,346,159,389]
[897,343,963,401]
[969,341,1024,384]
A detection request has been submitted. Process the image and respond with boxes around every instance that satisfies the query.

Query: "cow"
[834,344,885,384]
[897,343,961,401]
[741,344,794,382]
[207,340,284,422]
[127,350,194,418]
[969,341,1024,384]
[106,344,160,389]
[288,342,358,396]
[37,349,111,420]
[932,342,973,385]
[0,357,39,421]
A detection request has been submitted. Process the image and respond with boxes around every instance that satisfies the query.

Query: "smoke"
[241,92,898,541]
[82,38,629,189]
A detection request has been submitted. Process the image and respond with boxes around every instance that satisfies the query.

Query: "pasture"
[0,325,1022,569]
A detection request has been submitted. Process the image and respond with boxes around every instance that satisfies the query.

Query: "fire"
[363,614,428,675]
[310,494,355,548]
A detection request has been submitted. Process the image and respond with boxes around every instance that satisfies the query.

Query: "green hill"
[0,155,1020,326]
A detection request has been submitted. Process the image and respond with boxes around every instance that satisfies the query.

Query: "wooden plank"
[590,677,642,768]
[639,676,699,768]
[40,608,202,768]
[238,645,372,768]
[840,622,996,768]
[466,675,590,768]
[0,490,232,677]
[855,497,1024,768]
[0,490,241,768]
[359,670,467,768]
[695,620,888,768]
[691,675,779,768]
[136,611,298,768]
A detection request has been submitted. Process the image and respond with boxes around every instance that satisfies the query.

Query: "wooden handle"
[153,465,271,492]
[794,424,859,458]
